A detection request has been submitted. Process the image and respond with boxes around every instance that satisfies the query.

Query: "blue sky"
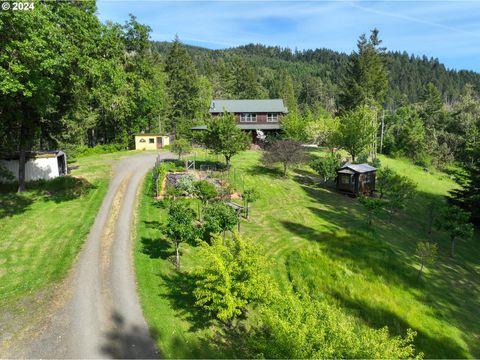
[96,1,480,72]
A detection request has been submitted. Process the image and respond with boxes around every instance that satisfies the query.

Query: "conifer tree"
[339,29,388,112]
[165,36,200,137]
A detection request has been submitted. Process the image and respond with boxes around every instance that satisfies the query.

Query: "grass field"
[0,151,134,311]
[135,149,480,359]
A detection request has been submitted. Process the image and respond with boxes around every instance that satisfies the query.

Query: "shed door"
[156,137,162,149]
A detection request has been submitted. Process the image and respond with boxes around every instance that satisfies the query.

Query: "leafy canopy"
[193,232,273,323]
[202,112,250,167]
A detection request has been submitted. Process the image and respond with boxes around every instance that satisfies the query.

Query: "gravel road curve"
[10,152,173,359]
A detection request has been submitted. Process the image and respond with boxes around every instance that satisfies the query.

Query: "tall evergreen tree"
[339,29,388,112]
[164,36,200,137]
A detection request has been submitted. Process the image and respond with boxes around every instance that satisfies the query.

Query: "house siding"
[211,112,283,125]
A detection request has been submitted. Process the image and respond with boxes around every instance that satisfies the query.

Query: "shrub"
[194,180,218,203]
[310,153,341,182]
[246,294,420,359]
[61,143,126,161]
[193,232,273,323]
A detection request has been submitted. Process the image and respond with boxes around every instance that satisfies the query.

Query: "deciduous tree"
[337,106,377,162]
[262,140,306,176]
[193,232,273,324]
[171,138,192,159]
[435,205,474,257]
[165,202,197,267]
[415,241,437,281]
[202,112,250,168]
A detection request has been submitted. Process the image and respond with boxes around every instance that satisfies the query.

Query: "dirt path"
[6,152,173,358]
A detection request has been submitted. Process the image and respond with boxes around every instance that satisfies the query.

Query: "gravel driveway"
[8,151,173,358]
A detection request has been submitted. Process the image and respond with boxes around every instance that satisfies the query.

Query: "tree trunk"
[283,163,287,176]
[17,149,26,193]
[17,122,29,193]
[225,156,231,169]
[351,153,356,162]
[175,242,180,268]
[450,238,455,257]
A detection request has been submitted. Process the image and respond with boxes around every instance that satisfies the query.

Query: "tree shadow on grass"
[245,164,284,178]
[100,310,159,359]
[0,176,95,219]
[0,192,33,219]
[159,271,215,332]
[34,176,96,203]
[141,236,172,260]
[280,220,415,287]
[143,220,162,229]
[330,290,469,359]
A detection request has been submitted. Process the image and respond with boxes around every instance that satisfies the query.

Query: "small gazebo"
[336,163,376,196]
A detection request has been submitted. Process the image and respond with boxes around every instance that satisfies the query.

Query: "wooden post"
[380,110,385,154]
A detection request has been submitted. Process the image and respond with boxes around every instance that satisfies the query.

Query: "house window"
[240,113,257,123]
[149,138,155,144]
[267,113,278,122]
[139,139,146,143]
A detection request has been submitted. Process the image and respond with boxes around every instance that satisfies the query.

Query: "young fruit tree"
[243,188,259,220]
[435,205,474,257]
[202,202,239,241]
[202,112,250,168]
[171,138,192,159]
[262,140,306,177]
[194,180,218,220]
[165,202,197,268]
[385,176,417,218]
[415,241,437,281]
[358,196,384,226]
[337,105,378,162]
[193,232,273,325]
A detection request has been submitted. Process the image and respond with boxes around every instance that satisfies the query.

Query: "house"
[135,134,170,150]
[0,150,67,182]
[336,163,376,196]
[193,99,288,142]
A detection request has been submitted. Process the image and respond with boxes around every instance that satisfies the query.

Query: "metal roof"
[210,99,288,114]
[191,125,208,130]
[1,150,65,160]
[339,163,376,173]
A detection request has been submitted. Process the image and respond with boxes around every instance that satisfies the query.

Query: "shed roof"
[338,163,376,174]
[210,99,288,113]
[134,133,169,137]
[0,150,65,160]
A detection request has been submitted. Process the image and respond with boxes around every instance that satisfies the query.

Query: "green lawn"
[0,151,133,311]
[135,150,480,358]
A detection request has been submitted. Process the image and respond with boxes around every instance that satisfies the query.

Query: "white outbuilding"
[0,150,67,182]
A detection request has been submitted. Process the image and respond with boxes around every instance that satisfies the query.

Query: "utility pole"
[380,110,385,154]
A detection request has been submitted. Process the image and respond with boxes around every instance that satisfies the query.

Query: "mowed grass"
[0,151,133,310]
[135,150,480,359]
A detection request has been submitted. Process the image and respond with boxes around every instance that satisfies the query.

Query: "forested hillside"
[152,41,480,110]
